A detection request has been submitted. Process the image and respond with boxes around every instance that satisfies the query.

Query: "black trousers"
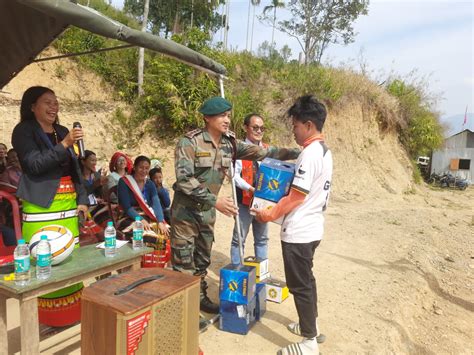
[282,240,321,338]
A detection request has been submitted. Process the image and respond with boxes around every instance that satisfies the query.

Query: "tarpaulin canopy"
[0,0,227,89]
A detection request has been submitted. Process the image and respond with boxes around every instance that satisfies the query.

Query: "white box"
[261,278,289,303]
[250,197,283,225]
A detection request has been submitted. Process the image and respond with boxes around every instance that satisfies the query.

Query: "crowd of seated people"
[77,151,171,238]
[0,145,172,248]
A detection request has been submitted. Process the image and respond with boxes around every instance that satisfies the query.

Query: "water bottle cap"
[18,239,25,245]
[135,216,142,221]
[107,221,113,227]
[40,235,48,240]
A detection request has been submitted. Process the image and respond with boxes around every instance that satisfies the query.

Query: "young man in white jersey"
[252,95,333,355]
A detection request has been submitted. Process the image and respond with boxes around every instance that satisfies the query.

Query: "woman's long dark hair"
[20,86,58,123]
[79,150,96,173]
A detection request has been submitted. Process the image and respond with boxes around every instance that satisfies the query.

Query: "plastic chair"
[0,181,17,194]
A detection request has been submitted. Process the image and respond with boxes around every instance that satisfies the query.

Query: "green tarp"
[0,0,226,89]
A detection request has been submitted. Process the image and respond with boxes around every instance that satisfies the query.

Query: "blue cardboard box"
[254,158,295,203]
[255,283,266,320]
[219,295,257,335]
[219,264,256,304]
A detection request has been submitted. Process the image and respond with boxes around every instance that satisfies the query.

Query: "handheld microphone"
[73,122,85,159]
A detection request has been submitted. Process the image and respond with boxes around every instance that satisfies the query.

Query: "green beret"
[199,96,232,115]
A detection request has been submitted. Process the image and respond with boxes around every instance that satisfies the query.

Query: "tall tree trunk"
[271,6,276,45]
[303,1,312,65]
[246,0,252,51]
[173,1,181,34]
[138,0,150,97]
[190,0,194,29]
[224,0,230,50]
[250,3,256,52]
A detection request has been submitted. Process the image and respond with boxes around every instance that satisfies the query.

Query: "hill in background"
[0,46,416,202]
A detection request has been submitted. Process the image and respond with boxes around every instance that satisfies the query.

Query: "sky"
[111,0,474,133]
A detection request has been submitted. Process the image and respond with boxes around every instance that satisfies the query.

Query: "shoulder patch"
[185,128,202,139]
[224,130,236,138]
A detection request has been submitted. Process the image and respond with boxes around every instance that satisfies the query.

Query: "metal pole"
[219,76,244,265]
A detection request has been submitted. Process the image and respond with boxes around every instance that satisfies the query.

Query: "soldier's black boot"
[200,279,219,314]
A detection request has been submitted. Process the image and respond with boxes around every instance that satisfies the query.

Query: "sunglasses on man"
[249,125,265,132]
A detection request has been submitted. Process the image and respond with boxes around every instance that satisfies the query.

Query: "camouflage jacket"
[173,128,300,210]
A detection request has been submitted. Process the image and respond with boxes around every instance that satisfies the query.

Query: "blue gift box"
[255,283,266,320]
[219,296,257,335]
[219,264,256,304]
[254,158,295,203]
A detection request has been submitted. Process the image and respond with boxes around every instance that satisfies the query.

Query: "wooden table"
[0,244,152,355]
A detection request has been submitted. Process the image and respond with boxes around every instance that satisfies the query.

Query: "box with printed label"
[219,296,257,335]
[219,264,256,304]
[254,158,295,203]
[255,283,266,320]
[261,278,289,303]
[249,197,283,225]
[244,257,269,281]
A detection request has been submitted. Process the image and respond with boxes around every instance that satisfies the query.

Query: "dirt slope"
[1,48,472,355]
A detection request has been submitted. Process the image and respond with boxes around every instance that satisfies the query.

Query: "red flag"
[463,105,468,126]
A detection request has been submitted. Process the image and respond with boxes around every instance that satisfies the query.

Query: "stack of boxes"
[219,264,266,334]
[219,258,289,335]
[250,158,295,224]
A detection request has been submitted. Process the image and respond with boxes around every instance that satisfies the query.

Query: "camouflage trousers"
[170,201,216,278]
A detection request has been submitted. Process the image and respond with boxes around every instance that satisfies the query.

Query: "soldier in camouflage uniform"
[171,96,300,314]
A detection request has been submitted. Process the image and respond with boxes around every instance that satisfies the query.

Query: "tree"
[278,0,369,65]
[246,0,261,52]
[124,0,224,38]
[261,0,285,46]
[280,44,292,62]
[137,0,149,96]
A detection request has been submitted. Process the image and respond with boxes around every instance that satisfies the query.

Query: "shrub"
[387,79,443,158]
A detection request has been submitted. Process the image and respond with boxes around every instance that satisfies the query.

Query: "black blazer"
[11,119,88,208]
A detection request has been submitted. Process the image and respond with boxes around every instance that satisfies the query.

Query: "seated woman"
[107,151,132,203]
[118,156,169,237]
[80,150,109,226]
[0,143,7,175]
[0,149,22,187]
[80,150,107,202]
[149,167,171,224]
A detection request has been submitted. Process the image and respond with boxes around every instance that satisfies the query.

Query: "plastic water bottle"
[14,239,30,286]
[132,216,144,250]
[36,235,52,280]
[104,221,117,257]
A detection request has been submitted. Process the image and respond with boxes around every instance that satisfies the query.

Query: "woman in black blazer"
[11,86,87,327]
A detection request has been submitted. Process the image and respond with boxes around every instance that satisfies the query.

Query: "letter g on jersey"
[324,181,331,190]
